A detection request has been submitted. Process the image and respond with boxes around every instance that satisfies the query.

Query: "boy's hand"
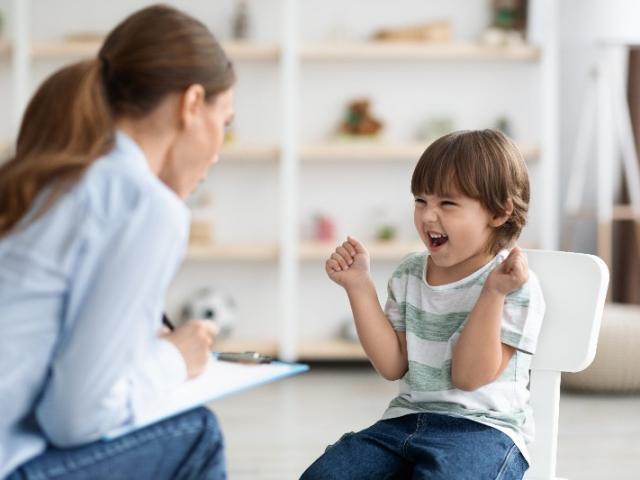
[325,236,372,290]
[485,246,529,296]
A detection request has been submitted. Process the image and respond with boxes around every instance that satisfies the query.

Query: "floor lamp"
[564,44,640,269]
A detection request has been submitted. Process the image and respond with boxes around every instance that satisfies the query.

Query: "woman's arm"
[35,183,191,447]
[326,237,408,380]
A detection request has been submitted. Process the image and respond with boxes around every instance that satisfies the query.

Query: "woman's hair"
[411,129,530,254]
[0,4,235,237]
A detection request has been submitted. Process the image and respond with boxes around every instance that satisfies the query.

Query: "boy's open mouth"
[428,232,449,248]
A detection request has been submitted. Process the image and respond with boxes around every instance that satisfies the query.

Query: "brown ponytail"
[0,4,235,237]
[0,60,113,235]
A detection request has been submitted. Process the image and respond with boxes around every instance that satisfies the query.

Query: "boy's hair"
[411,129,530,254]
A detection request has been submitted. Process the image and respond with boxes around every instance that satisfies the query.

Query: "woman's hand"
[485,246,529,296]
[325,236,372,290]
[163,320,219,379]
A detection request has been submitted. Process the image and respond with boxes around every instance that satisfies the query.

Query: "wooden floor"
[211,364,640,479]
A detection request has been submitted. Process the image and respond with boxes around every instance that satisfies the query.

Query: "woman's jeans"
[301,412,528,480]
[6,407,226,480]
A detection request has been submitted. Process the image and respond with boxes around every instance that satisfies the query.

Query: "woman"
[0,5,234,479]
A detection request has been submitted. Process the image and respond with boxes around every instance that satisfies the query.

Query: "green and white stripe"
[382,249,545,464]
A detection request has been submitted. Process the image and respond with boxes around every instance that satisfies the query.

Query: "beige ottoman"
[562,303,640,392]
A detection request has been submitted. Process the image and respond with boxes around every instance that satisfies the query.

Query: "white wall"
[0,0,575,346]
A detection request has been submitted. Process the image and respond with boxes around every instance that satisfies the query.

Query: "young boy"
[301,130,545,480]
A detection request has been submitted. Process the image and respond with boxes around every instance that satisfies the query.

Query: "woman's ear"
[179,84,206,128]
[490,198,514,227]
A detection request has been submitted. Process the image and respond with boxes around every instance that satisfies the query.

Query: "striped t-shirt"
[382,249,545,463]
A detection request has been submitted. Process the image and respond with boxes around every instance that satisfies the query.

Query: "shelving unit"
[0,0,559,362]
[287,0,558,362]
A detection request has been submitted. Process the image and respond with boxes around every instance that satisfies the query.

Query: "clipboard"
[104,355,308,440]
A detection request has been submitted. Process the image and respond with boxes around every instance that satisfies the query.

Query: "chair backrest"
[524,250,609,480]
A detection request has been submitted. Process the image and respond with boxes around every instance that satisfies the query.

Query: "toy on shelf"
[481,0,527,48]
[232,0,251,40]
[491,0,527,31]
[223,125,235,144]
[181,288,237,339]
[416,116,455,144]
[338,98,384,138]
[494,115,513,137]
[372,20,451,43]
[376,224,397,242]
[370,206,398,242]
[313,214,336,243]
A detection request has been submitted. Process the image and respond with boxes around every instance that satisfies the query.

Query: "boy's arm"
[345,281,408,380]
[326,236,408,380]
[451,247,527,391]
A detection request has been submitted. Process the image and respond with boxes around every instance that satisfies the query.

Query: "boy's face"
[413,189,498,276]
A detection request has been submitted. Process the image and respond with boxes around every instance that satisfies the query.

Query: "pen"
[162,313,175,331]
[216,351,274,364]
[162,316,272,364]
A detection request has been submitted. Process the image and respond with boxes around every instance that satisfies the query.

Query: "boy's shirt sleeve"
[384,277,406,331]
[384,254,422,332]
[500,270,546,355]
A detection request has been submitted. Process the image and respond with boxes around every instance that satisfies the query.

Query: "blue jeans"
[301,412,528,480]
[6,407,226,480]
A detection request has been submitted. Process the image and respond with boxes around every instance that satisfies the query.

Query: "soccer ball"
[181,288,236,338]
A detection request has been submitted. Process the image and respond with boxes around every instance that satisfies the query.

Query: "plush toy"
[339,99,384,137]
[313,214,336,243]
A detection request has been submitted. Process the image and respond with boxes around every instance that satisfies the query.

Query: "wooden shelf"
[301,141,539,163]
[301,142,424,161]
[297,339,367,361]
[300,241,424,261]
[6,39,539,63]
[186,243,278,261]
[28,39,278,61]
[32,39,101,58]
[213,338,368,361]
[301,42,540,62]
[221,143,279,162]
[185,241,424,262]
[223,41,279,61]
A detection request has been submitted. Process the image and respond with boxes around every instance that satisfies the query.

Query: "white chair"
[524,250,609,480]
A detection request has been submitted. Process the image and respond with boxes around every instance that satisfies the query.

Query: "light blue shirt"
[0,131,190,478]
